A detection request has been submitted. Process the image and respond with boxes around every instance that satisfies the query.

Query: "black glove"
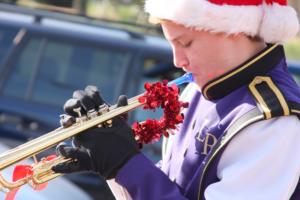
[52,86,139,179]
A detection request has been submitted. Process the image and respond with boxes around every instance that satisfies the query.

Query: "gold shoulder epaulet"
[248,76,290,119]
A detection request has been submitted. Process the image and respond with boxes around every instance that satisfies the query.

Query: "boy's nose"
[173,48,189,69]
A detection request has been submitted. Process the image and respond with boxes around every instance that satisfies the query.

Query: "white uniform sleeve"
[205,115,300,200]
[106,179,132,200]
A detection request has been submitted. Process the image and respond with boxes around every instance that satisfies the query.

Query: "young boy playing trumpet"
[53,0,300,199]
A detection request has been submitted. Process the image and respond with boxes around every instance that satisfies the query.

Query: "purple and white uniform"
[109,44,300,200]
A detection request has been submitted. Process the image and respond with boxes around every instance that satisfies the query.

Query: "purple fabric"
[267,59,300,103]
[116,153,188,200]
[290,183,300,200]
[115,57,300,199]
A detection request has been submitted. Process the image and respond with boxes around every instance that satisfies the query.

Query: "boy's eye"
[183,41,192,48]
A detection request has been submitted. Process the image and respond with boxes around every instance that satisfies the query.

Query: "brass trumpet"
[0,73,193,192]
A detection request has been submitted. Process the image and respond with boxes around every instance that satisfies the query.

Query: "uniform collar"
[202,44,285,100]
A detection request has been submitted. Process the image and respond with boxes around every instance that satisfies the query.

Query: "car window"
[32,38,132,106]
[291,73,300,85]
[0,26,19,67]
[2,36,132,106]
[134,57,164,123]
[2,37,42,99]
[134,57,184,123]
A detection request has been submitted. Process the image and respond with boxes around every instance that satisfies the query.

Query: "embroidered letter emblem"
[197,133,217,155]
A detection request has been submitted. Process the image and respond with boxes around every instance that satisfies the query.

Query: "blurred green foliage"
[87,0,147,23]
[5,0,149,23]
[3,0,300,57]
[285,38,300,61]
[35,0,72,7]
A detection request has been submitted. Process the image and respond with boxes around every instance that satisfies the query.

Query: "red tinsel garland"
[132,80,188,145]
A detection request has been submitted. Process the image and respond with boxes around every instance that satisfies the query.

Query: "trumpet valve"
[73,107,82,118]
[60,114,75,128]
[73,107,88,123]
[87,109,98,119]
[98,104,109,115]
[96,104,112,127]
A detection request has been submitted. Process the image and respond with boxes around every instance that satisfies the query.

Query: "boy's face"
[161,21,230,88]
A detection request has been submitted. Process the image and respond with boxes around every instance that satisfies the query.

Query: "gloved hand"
[52,86,139,179]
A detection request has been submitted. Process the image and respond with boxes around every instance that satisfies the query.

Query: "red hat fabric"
[145,0,299,43]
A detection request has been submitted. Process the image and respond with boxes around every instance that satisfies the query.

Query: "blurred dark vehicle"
[0,3,183,200]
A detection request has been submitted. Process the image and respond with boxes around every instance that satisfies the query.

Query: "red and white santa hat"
[145,0,299,43]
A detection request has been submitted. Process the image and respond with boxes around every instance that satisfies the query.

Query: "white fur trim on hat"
[259,3,299,43]
[145,0,299,43]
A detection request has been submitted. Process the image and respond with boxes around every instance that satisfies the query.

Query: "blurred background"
[0,0,298,200]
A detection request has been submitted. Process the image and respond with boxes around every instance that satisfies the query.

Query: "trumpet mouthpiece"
[168,73,194,86]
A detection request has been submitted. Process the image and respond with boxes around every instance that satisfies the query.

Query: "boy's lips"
[182,67,190,72]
